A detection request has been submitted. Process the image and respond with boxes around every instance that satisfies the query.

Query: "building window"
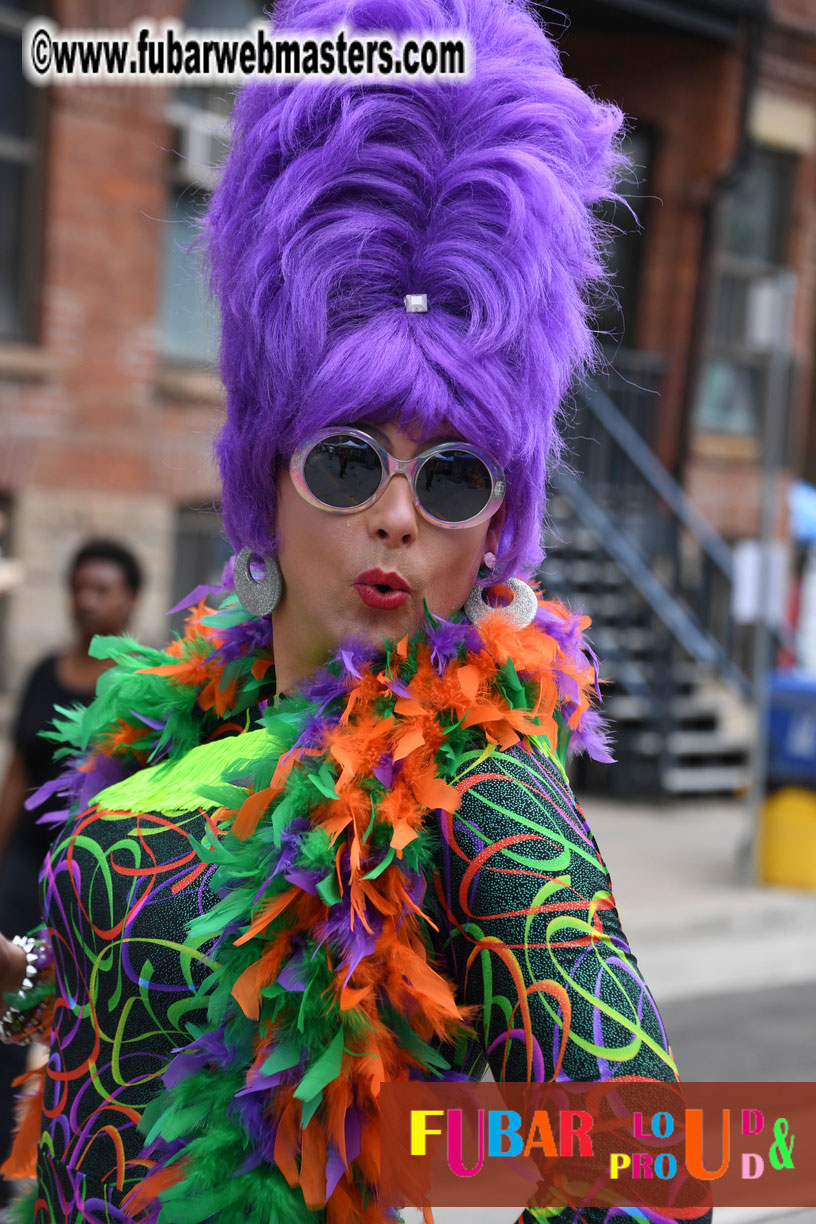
[170,505,232,635]
[0,2,47,342]
[595,127,655,350]
[158,0,263,368]
[160,181,222,367]
[695,145,797,436]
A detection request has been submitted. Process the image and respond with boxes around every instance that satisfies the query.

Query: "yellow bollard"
[760,787,816,890]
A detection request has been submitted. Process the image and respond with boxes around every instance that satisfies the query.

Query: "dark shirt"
[11,653,96,862]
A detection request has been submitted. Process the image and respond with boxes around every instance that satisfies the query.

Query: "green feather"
[6,1183,38,1224]
[294,1029,344,1103]
[316,872,342,906]
[260,1038,302,1076]
[92,728,281,815]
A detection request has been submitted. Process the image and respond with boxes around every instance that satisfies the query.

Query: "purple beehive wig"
[206,0,626,579]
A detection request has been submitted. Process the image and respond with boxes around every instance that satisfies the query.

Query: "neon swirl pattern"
[35,805,218,1220]
[27,743,676,1222]
[2,584,688,1223]
[428,742,677,1086]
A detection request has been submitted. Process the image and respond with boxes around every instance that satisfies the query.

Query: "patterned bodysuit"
[33,737,678,1222]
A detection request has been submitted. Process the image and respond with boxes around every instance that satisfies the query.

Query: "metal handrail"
[552,470,752,696]
[579,379,734,574]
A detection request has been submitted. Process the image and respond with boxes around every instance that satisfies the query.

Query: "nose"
[75,588,98,612]
[366,473,419,547]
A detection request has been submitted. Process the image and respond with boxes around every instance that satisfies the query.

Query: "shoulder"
[20,653,59,695]
[454,738,588,829]
[444,738,607,884]
[13,655,60,734]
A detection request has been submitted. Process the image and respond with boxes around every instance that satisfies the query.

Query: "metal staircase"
[540,369,756,798]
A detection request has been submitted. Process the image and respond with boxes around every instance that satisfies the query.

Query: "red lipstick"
[353,568,411,610]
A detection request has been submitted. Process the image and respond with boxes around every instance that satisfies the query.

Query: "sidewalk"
[581,794,816,1003]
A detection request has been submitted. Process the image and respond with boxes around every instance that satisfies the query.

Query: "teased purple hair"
[207,0,625,579]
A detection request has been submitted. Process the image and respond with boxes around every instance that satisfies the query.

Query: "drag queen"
[0,0,697,1220]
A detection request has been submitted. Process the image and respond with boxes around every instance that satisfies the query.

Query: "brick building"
[561,0,816,534]
[1,0,815,742]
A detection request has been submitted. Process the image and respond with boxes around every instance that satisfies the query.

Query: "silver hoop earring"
[233,549,283,617]
[465,576,538,629]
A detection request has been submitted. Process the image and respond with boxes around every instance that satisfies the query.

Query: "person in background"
[0,537,142,1199]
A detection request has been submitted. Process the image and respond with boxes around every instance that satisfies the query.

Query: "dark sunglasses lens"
[417,451,493,522]
[302,435,382,508]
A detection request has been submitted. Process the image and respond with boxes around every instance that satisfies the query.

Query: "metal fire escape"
[539,368,758,798]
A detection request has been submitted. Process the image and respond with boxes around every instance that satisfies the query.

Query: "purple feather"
[235,1070,286,1095]
[426,615,469,673]
[168,582,224,614]
[567,707,616,764]
[532,602,613,762]
[129,710,167,732]
[163,1025,232,1089]
[24,774,66,811]
[344,1105,363,1167]
[214,613,275,664]
[35,806,73,830]
[317,896,380,984]
[339,648,364,679]
[326,1144,346,1196]
[385,677,413,700]
[76,753,132,811]
[372,754,399,788]
[283,868,321,894]
[277,955,307,992]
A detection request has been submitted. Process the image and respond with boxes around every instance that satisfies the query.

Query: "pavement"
[582,794,816,1006]
[403,795,816,1224]
[579,794,816,1224]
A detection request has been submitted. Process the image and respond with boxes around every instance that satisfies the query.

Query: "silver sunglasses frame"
[288,427,506,529]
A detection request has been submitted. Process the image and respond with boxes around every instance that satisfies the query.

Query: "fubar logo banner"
[380,1081,813,1216]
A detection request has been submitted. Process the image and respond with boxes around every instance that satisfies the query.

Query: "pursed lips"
[352,568,412,609]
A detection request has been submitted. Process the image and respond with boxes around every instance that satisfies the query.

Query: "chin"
[344,607,417,646]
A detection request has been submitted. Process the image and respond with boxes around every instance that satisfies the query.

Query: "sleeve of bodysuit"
[429,738,678,1086]
[427,739,713,1224]
[428,734,675,1082]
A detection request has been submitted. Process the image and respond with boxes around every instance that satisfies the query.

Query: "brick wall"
[564,14,816,543]
[2,0,816,712]
[0,0,223,700]
[561,27,743,474]
[685,6,816,539]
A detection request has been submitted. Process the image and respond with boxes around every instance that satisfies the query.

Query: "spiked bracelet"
[0,935,53,1046]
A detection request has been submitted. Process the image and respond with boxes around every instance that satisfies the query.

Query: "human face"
[273,420,504,691]
[70,560,137,642]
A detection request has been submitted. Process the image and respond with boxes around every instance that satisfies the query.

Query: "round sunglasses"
[288,428,506,529]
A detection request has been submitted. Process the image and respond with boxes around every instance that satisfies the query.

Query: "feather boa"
[3,577,612,1222]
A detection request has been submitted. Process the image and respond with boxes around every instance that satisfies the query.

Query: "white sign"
[731,538,788,626]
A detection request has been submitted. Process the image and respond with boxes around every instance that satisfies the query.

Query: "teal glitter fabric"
[427,741,677,1086]
[24,740,681,1223]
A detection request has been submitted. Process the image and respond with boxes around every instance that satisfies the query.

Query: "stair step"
[624,729,751,758]
[605,692,722,724]
[541,558,623,585]
[542,432,749,798]
[593,627,661,651]
[669,730,750,757]
[660,764,751,794]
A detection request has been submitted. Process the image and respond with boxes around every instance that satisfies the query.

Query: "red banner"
[380,1081,813,1216]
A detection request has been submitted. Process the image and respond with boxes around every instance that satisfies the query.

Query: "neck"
[270,605,331,697]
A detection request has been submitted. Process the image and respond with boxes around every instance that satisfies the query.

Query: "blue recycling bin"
[767,671,816,788]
